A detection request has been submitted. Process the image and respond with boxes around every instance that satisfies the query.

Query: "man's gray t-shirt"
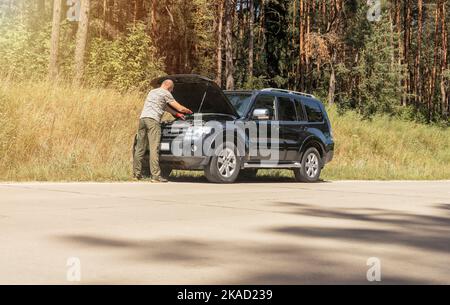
[140,88,175,121]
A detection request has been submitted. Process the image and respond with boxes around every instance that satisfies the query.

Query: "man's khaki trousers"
[133,117,162,178]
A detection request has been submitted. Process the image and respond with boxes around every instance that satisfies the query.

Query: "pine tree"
[354,17,404,117]
[49,0,61,80]
[74,0,91,86]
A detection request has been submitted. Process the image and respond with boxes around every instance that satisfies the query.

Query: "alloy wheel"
[217,147,237,178]
[305,153,319,178]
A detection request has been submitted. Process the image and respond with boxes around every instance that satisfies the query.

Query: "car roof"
[224,89,318,101]
[224,90,255,94]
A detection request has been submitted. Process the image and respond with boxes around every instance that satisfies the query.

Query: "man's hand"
[182,108,193,115]
[175,113,186,121]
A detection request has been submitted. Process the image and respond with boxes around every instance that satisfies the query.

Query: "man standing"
[134,79,193,183]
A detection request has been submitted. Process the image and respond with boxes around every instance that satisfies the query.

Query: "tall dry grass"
[0,79,449,181]
[0,79,144,181]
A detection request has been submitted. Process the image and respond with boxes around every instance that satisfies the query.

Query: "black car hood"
[151,74,238,117]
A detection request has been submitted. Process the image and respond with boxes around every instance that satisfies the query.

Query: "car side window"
[303,99,324,122]
[252,95,276,120]
[277,97,297,121]
[294,99,306,121]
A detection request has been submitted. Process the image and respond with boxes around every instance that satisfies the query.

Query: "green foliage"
[190,0,217,78]
[86,23,165,91]
[242,76,270,89]
[334,5,404,119]
[0,0,448,125]
[396,105,429,125]
[354,18,404,117]
[0,17,50,79]
[0,16,164,91]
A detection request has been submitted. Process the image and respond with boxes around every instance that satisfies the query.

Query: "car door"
[293,98,310,159]
[277,96,303,161]
[248,94,280,161]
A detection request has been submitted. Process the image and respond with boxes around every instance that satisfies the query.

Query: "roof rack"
[261,88,315,98]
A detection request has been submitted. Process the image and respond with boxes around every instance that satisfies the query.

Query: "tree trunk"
[248,0,254,80]
[37,0,45,15]
[48,0,62,80]
[291,0,297,90]
[133,0,144,24]
[215,0,224,86]
[74,0,91,86]
[402,0,411,107]
[328,52,336,104]
[440,0,447,117]
[415,0,423,105]
[150,0,158,40]
[430,1,441,122]
[298,0,304,90]
[225,0,234,90]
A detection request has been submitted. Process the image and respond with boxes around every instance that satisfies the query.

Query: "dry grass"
[0,79,449,181]
[0,79,143,181]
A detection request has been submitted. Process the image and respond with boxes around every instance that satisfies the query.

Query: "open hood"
[151,74,238,117]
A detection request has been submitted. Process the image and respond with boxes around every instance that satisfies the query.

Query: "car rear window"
[278,97,297,121]
[303,99,324,122]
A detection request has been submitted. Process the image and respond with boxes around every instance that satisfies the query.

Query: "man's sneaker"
[151,176,169,183]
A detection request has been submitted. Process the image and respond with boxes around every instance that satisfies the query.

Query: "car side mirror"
[252,108,270,120]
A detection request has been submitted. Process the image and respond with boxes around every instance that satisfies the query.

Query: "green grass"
[0,79,449,182]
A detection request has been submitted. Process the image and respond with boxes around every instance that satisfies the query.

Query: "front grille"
[162,125,188,140]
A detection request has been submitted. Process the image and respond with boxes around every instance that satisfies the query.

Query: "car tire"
[294,147,322,183]
[205,142,241,184]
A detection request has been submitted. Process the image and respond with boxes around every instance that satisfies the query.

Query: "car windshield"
[225,93,253,117]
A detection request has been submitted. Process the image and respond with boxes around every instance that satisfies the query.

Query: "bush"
[0,18,51,80]
[86,23,165,92]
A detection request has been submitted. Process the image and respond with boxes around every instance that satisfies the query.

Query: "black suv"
[134,74,334,183]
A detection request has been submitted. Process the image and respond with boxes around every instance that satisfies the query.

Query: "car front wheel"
[205,142,241,183]
[294,147,323,183]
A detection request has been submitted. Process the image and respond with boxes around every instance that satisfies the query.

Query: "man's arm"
[165,104,187,120]
[168,100,193,114]
[165,105,178,116]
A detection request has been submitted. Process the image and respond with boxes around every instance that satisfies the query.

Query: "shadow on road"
[54,202,450,284]
[269,202,450,253]
[57,235,212,263]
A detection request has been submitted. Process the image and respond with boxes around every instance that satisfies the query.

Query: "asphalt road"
[0,180,449,284]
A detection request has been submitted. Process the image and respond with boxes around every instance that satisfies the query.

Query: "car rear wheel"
[294,147,322,183]
[205,142,241,184]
